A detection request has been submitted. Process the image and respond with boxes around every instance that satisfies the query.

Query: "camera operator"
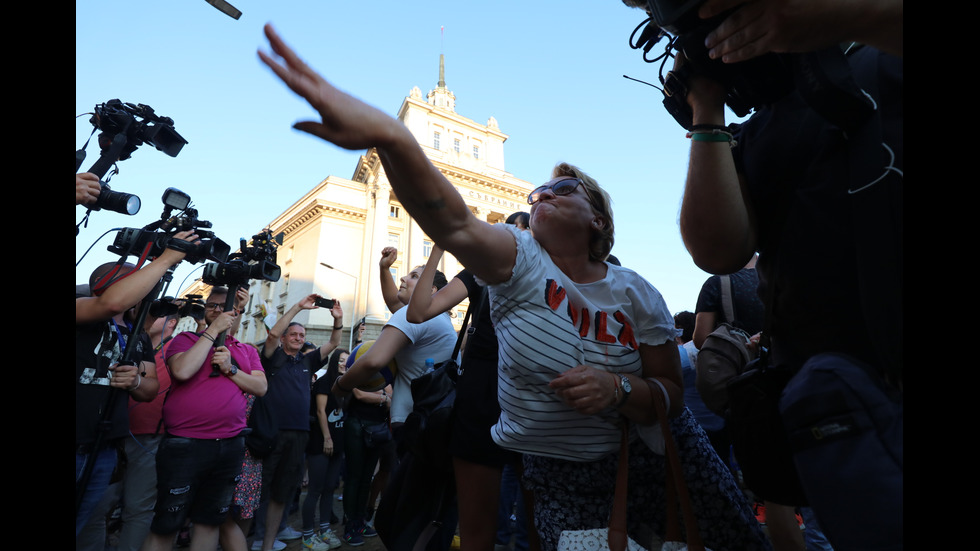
[141,285,267,551]
[76,230,200,537]
[76,172,101,206]
[667,1,902,549]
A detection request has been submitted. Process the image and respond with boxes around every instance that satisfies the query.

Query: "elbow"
[405,310,424,324]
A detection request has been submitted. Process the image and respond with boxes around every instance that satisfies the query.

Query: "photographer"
[76,230,200,537]
[253,294,343,551]
[671,1,902,549]
[141,285,267,551]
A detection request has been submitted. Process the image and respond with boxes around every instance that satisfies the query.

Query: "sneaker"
[278,526,303,541]
[360,522,377,538]
[303,535,329,551]
[250,539,287,551]
[343,527,364,547]
[320,529,342,549]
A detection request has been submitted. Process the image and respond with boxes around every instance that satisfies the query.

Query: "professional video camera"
[628,0,795,129]
[629,1,875,133]
[75,99,188,219]
[106,187,231,265]
[202,229,284,288]
[149,294,206,322]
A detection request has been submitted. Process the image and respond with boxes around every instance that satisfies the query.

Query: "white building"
[179,56,534,349]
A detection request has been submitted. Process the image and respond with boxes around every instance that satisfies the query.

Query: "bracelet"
[200,332,216,343]
[129,374,142,392]
[686,128,737,147]
[333,324,343,330]
[689,123,729,132]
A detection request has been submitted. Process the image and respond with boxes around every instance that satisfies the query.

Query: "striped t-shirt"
[487,226,676,462]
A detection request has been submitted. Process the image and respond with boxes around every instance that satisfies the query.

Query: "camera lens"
[96,184,141,216]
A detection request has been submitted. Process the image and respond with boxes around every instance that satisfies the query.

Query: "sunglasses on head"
[527,177,596,206]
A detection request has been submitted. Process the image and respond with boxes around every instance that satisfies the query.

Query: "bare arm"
[405,246,469,323]
[675,54,758,274]
[75,231,199,324]
[332,325,409,398]
[259,24,517,284]
[318,301,345,362]
[378,247,403,313]
[692,311,718,349]
[549,341,684,425]
[315,393,333,455]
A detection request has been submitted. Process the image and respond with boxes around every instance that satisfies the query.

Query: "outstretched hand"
[258,23,399,151]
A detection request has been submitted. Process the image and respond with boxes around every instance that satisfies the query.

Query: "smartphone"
[314,297,335,309]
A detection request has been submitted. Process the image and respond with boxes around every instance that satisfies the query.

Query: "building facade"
[179,57,534,350]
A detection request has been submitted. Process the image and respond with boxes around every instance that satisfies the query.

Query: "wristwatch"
[228,364,238,376]
[615,375,632,408]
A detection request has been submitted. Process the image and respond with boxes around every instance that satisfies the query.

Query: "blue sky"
[76,0,737,315]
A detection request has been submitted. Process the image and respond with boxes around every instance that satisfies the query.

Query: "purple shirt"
[163,332,263,439]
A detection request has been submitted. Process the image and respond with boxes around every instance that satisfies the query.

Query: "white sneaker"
[303,535,329,551]
[250,539,287,551]
[320,529,343,549]
[278,526,303,541]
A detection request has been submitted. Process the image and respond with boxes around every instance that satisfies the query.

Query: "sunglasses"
[527,177,597,207]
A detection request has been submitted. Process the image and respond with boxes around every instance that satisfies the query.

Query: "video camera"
[76,99,189,218]
[629,0,795,129]
[202,229,284,288]
[107,188,230,265]
[149,293,206,321]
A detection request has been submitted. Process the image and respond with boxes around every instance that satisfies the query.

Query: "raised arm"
[405,245,468,323]
[318,300,345,362]
[259,24,516,284]
[263,293,317,358]
[378,247,403,313]
[76,230,200,324]
[675,54,758,275]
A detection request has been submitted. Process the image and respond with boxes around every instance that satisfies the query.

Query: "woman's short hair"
[552,162,614,262]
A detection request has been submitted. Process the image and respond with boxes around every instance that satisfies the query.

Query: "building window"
[423,239,433,257]
[389,205,400,218]
[388,232,400,248]
[453,139,460,153]
[433,131,440,150]
[389,267,398,281]
[472,145,480,159]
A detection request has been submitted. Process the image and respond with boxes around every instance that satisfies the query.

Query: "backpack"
[779,353,903,549]
[695,275,758,416]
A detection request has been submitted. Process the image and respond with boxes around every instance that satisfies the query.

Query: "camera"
[314,297,335,309]
[149,294,206,321]
[630,0,795,129]
[202,229,284,288]
[89,180,141,216]
[76,99,188,225]
[107,188,230,265]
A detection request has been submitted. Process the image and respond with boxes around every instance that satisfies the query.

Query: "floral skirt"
[522,408,772,551]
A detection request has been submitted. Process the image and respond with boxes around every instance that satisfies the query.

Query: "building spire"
[438,54,446,88]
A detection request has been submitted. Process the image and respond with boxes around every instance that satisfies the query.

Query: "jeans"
[801,507,836,551]
[495,462,529,551]
[76,434,163,551]
[76,446,118,537]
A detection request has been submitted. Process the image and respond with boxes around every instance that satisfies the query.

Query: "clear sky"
[76,0,739,315]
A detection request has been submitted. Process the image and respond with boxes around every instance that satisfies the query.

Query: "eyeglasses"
[204,303,224,311]
[527,177,596,207]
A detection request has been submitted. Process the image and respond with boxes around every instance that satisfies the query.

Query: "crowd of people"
[77,1,901,550]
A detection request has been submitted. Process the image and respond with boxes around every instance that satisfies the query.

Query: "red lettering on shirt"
[545,279,566,311]
[594,311,617,343]
[578,307,590,337]
[614,311,639,350]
